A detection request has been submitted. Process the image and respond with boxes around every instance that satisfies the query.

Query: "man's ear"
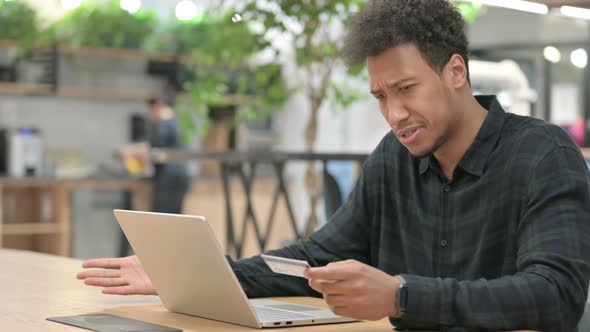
[445,54,468,89]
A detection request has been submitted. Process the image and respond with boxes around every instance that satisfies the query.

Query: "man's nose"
[387,100,409,127]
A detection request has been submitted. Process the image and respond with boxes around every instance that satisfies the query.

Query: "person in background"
[145,97,190,214]
[122,97,190,214]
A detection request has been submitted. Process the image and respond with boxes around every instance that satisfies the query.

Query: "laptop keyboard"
[252,305,315,321]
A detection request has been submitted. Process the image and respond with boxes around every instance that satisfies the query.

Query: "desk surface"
[153,148,590,164]
[151,149,369,163]
[0,176,151,188]
[1,249,535,332]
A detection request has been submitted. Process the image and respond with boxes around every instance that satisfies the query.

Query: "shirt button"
[440,240,448,247]
[444,185,452,192]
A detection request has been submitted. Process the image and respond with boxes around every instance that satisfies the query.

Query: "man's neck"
[434,96,488,180]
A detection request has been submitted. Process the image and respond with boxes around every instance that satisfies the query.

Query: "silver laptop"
[113,210,356,328]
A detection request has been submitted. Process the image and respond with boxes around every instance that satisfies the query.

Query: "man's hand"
[304,259,400,321]
[76,255,157,296]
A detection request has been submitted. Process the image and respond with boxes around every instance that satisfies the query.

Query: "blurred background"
[0,0,589,260]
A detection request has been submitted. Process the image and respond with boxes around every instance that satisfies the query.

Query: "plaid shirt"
[229,96,590,331]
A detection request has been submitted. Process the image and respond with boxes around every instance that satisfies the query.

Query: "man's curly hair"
[344,0,470,82]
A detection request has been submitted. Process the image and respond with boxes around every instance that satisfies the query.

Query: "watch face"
[399,284,408,311]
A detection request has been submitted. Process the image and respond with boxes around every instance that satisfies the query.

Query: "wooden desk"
[1,249,536,331]
[0,249,160,331]
[0,178,152,256]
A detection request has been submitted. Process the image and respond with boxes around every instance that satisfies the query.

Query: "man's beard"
[411,129,450,159]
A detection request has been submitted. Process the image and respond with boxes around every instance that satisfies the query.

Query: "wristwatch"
[395,275,408,317]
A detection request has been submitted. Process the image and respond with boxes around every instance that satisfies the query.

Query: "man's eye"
[375,94,384,101]
[399,85,413,92]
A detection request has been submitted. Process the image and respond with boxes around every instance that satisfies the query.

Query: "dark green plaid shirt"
[229,96,590,331]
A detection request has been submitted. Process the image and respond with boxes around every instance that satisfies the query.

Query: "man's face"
[367,44,457,158]
[149,104,161,121]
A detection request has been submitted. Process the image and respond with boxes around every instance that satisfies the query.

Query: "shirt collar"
[419,154,430,174]
[419,95,506,177]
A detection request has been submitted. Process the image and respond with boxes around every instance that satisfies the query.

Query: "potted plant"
[150,11,290,149]
[46,0,157,49]
[0,1,39,46]
[0,1,40,82]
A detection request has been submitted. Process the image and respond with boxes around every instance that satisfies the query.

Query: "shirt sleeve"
[392,147,590,331]
[229,151,379,298]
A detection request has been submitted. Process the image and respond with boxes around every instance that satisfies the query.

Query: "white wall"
[467,7,589,121]
[0,48,168,173]
[0,95,144,168]
[468,7,589,48]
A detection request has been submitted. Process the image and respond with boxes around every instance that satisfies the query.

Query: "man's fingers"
[308,278,323,293]
[323,294,357,307]
[309,279,340,294]
[305,260,362,280]
[77,269,121,280]
[305,264,355,281]
[84,277,128,287]
[309,279,362,296]
[102,285,135,295]
[82,258,122,270]
[331,306,355,319]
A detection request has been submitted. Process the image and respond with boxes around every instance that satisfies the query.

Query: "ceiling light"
[175,0,198,21]
[571,48,588,69]
[61,0,82,10]
[560,6,590,20]
[543,46,561,63]
[120,0,141,14]
[458,0,548,15]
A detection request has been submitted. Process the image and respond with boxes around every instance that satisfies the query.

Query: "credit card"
[261,254,311,278]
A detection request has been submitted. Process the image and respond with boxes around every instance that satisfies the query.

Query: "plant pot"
[200,105,238,176]
[208,105,237,122]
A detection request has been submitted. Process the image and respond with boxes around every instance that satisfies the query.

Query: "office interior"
[0,0,590,330]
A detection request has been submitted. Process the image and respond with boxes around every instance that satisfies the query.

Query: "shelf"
[0,83,53,95]
[60,45,184,63]
[0,39,55,52]
[2,223,65,235]
[59,86,153,101]
[0,39,19,48]
[176,93,253,105]
[0,38,180,101]
[0,83,154,101]
[0,84,254,102]
[0,39,180,61]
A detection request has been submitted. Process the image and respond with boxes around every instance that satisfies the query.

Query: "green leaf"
[0,1,39,48]
[48,0,158,48]
[453,1,484,24]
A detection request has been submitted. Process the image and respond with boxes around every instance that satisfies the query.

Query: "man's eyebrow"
[370,78,415,95]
